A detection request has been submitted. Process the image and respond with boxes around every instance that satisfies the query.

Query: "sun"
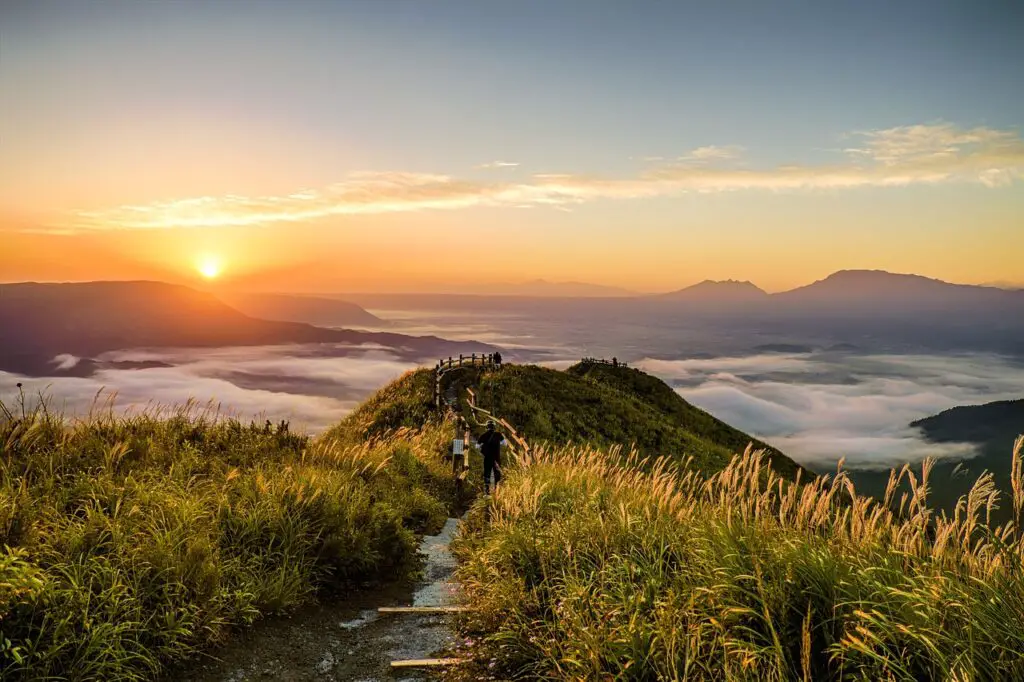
[196,255,223,280]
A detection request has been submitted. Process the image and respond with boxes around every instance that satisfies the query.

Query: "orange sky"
[3,2,1023,294]
[3,192,1022,294]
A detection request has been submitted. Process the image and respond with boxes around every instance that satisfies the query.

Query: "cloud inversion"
[638,352,1024,470]
[1,347,419,433]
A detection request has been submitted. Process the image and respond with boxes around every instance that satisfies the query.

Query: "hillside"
[0,281,494,376]
[6,363,1023,680]
[215,291,383,327]
[911,398,1024,446]
[843,399,1024,520]
[333,359,805,479]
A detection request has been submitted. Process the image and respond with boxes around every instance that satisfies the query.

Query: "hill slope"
[911,398,1024,446]
[334,360,805,479]
[843,399,1024,520]
[215,292,383,327]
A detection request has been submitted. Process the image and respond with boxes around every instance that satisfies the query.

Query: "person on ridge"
[477,420,505,494]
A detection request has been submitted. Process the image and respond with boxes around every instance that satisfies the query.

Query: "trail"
[172,365,522,681]
[169,519,462,682]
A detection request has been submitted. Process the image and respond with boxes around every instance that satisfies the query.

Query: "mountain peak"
[777,269,1022,304]
[659,279,768,301]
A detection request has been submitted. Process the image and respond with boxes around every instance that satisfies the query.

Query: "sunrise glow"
[1,2,1022,293]
[196,256,223,280]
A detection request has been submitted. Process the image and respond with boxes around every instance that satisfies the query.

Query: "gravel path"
[168,519,463,682]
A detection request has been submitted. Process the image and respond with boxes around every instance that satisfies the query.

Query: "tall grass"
[0,399,457,680]
[455,436,1024,680]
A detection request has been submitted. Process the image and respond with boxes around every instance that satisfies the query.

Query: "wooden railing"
[434,353,500,409]
[580,356,629,368]
[435,353,499,372]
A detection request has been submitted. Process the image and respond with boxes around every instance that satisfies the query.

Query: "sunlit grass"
[455,436,1024,680]
[0,397,457,680]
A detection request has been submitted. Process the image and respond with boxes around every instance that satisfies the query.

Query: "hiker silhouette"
[477,420,505,494]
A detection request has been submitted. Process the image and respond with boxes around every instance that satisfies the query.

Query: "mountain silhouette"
[777,270,1015,302]
[770,270,1024,317]
[215,292,383,327]
[0,281,495,376]
[658,279,768,302]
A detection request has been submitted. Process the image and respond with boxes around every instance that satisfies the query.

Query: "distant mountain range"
[651,270,1022,307]
[0,281,495,377]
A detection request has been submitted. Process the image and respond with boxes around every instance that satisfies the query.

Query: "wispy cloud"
[475,161,520,169]
[58,122,1024,231]
[679,145,745,162]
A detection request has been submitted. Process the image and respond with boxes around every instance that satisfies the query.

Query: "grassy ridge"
[325,368,440,443]
[473,362,804,478]
[321,362,804,481]
[454,438,1024,680]
[568,362,777,457]
[0,399,455,680]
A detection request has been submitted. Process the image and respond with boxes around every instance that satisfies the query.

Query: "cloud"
[1,347,419,433]
[679,145,745,162]
[52,354,80,370]
[54,122,1024,232]
[843,123,1024,187]
[475,161,520,169]
[637,352,1024,470]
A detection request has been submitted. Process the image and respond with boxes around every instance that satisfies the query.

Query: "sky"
[2,0,1022,293]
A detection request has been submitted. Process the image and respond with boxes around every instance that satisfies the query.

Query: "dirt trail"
[170,518,462,682]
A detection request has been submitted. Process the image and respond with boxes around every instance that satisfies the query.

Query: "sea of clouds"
[1,346,419,433]
[3,329,1021,472]
[637,352,1024,470]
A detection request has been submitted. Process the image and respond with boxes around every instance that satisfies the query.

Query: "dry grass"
[454,435,1024,680]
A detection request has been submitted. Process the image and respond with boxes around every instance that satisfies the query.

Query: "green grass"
[453,437,1024,681]
[325,368,441,443]
[321,362,805,481]
[567,361,796,475]
[0,398,458,680]
[470,362,805,479]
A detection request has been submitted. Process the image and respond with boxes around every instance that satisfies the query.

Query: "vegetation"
[470,361,805,478]
[0,395,457,680]
[325,368,441,443]
[322,361,803,481]
[567,360,800,477]
[454,437,1024,680]
[7,360,1015,680]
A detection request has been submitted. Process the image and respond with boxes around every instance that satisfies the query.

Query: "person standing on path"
[477,420,505,494]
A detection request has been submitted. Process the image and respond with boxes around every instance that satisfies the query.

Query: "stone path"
[169,519,462,682]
